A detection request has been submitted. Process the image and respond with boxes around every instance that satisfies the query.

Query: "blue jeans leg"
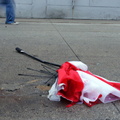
[6,3,15,23]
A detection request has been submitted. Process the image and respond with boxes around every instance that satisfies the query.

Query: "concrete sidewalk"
[0,18,120,120]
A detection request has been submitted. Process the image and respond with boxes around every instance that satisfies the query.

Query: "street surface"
[0,18,120,120]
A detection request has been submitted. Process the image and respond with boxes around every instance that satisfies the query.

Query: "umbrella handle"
[15,47,61,67]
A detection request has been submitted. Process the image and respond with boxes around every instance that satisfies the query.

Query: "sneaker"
[6,22,19,25]
[11,22,19,25]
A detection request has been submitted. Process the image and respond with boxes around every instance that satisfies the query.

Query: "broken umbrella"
[16,47,120,107]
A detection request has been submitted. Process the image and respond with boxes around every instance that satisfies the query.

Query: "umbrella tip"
[15,47,24,53]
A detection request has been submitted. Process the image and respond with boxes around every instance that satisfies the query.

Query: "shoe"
[6,22,19,25]
[11,22,19,25]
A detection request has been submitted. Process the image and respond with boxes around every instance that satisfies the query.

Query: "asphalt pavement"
[0,18,120,120]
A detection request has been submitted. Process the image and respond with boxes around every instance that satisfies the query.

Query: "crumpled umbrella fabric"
[48,61,120,107]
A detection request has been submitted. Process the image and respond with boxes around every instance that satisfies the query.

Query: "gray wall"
[1,0,120,19]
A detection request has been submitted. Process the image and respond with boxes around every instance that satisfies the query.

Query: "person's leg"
[5,0,15,24]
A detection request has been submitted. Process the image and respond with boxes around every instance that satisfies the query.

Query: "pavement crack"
[61,36,81,61]
[51,21,81,61]
[112,102,120,113]
[0,83,22,92]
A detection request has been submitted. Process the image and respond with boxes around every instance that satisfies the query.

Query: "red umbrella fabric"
[48,61,120,107]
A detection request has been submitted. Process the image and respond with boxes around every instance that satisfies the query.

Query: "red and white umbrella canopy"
[48,61,120,107]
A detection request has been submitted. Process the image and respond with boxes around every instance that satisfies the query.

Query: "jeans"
[5,0,15,24]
